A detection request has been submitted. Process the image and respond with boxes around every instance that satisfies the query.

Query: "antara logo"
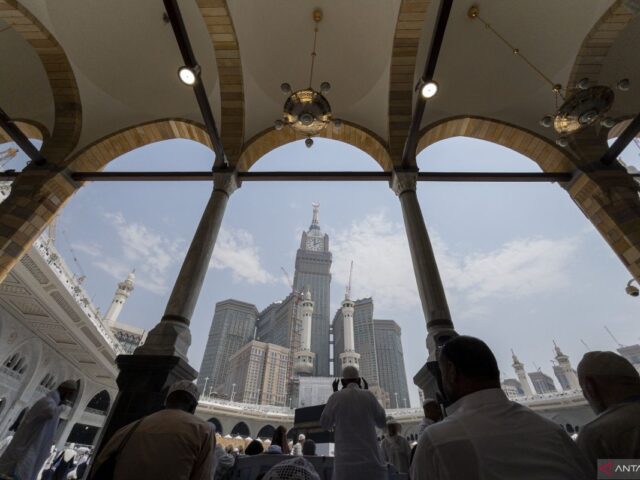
[599,462,613,477]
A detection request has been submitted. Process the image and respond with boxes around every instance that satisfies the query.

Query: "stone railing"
[33,238,125,355]
[198,396,293,417]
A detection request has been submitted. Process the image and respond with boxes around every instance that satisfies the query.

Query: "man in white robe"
[0,380,78,480]
[410,336,592,480]
[320,366,387,480]
[417,398,442,438]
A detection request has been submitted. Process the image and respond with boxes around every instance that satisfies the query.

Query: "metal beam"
[0,107,45,166]
[163,0,226,168]
[0,171,573,182]
[601,113,640,165]
[401,0,454,167]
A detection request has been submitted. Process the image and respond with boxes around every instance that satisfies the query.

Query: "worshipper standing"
[576,350,640,468]
[213,443,235,480]
[245,440,264,456]
[291,434,305,456]
[301,440,316,456]
[48,444,76,480]
[262,457,320,480]
[89,380,215,480]
[418,398,442,437]
[0,380,78,480]
[320,366,387,480]
[410,336,593,480]
[380,419,411,474]
[265,426,290,454]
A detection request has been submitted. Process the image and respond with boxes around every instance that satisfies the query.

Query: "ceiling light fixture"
[421,81,439,99]
[274,9,340,148]
[178,65,200,86]
[468,5,630,148]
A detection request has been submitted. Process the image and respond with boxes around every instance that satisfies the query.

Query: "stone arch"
[256,424,275,439]
[85,389,110,414]
[417,116,576,173]
[208,417,223,435]
[0,0,82,162]
[237,121,393,172]
[567,1,637,91]
[68,119,212,173]
[230,421,251,437]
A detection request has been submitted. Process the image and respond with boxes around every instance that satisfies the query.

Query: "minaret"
[293,287,316,376]
[339,265,360,371]
[553,341,580,390]
[104,270,135,326]
[511,350,533,396]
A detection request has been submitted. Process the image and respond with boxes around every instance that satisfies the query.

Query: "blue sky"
[2,135,640,407]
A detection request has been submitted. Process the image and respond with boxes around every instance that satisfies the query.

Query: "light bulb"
[178,66,199,86]
[421,81,439,99]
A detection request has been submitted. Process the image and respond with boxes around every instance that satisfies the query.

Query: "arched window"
[208,418,223,435]
[257,425,275,439]
[231,422,251,437]
[2,353,27,378]
[86,390,111,415]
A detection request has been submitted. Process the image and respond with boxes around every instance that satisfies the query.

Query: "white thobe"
[0,391,63,480]
[380,435,411,473]
[320,383,387,480]
[410,388,593,480]
[417,418,435,438]
[577,398,640,469]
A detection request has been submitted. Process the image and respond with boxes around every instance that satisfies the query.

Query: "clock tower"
[293,203,332,376]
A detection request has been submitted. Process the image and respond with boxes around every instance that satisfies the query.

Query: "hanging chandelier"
[468,5,631,148]
[274,9,340,148]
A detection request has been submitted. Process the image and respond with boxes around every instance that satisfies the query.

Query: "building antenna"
[345,260,353,299]
[604,326,623,347]
[580,339,591,351]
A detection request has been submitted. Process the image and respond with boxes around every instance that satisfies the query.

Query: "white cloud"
[71,242,102,257]
[331,211,578,315]
[210,227,276,285]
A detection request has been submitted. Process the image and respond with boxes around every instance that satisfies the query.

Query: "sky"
[2,135,640,408]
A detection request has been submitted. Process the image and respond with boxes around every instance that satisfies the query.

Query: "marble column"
[391,170,456,392]
[92,171,240,460]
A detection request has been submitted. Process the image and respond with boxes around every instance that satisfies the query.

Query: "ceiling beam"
[401,0,454,167]
[0,107,46,166]
[163,0,227,168]
[0,171,572,183]
[601,113,640,165]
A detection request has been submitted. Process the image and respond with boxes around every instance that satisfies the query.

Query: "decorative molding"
[20,255,49,285]
[213,171,240,196]
[390,170,418,196]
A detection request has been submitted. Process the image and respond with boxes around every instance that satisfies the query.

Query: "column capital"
[390,169,418,196]
[213,170,240,196]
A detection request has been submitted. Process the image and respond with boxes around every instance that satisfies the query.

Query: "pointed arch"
[231,421,250,437]
[237,121,393,172]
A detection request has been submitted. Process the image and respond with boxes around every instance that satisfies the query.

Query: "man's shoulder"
[581,403,640,438]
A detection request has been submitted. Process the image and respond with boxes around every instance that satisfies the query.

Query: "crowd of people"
[1,334,639,479]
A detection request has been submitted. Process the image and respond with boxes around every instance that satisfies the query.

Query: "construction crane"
[604,326,624,347]
[281,267,294,293]
[345,261,354,298]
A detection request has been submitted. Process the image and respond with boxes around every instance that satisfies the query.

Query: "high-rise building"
[225,340,290,406]
[256,293,300,350]
[529,371,557,394]
[374,319,409,408]
[293,203,331,376]
[502,378,524,396]
[552,341,580,391]
[501,381,520,400]
[197,299,258,394]
[617,344,640,372]
[332,298,379,385]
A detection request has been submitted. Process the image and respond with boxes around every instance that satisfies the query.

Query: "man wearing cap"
[320,366,387,480]
[380,418,411,474]
[90,380,215,480]
[577,351,640,467]
[291,434,306,456]
[0,380,78,480]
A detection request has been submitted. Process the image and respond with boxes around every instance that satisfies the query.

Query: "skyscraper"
[293,203,331,376]
[529,371,557,394]
[374,319,409,408]
[197,299,258,394]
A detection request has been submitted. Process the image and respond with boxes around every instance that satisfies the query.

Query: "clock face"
[306,236,323,251]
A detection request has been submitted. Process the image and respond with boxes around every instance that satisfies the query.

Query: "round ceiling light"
[421,81,439,99]
[178,66,200,86]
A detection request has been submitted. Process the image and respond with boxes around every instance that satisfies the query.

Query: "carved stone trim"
[391,170,418,196]
[213,171,241,197]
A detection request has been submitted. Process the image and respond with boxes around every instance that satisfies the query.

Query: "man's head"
[578,351,640,414]
[165,380,200,413]
[438,336,500,404]
[340,365,361,388]
[302,439,317,456]
[386,419,401,436]
[57,380,78,404]
[422,398,442,422]
[298,433,305,444]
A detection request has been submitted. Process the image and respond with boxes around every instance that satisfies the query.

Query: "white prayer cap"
[341,365,360,380]
[298,434,305,441]
[168,380,200,402]
[578,351,640,379]
[58,380,78,391]
[263,457,320,480]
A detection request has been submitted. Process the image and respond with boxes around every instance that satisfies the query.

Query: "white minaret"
[293,287,315,376]
[511,350,533,396]
[339,265,360,371]
[104,270,135,326]
[553,341,580,390]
